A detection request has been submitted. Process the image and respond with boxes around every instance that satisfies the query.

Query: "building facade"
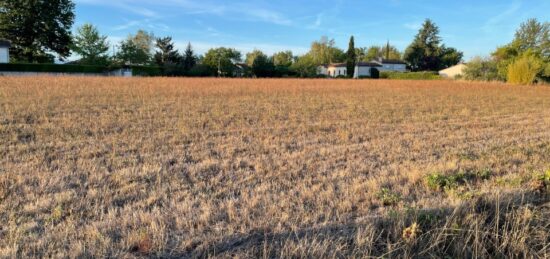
[0,40,10,63]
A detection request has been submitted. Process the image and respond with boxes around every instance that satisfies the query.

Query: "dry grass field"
[0,77,549,258]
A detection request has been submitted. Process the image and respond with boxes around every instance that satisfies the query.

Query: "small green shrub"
[425,170,493,192]
[377,188,401,206]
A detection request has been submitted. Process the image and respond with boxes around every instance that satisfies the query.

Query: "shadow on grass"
[175,191,549,258]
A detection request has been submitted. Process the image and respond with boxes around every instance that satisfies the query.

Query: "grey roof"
[356,62,382,67]
[0,40,11,48]
[378,59,407,65]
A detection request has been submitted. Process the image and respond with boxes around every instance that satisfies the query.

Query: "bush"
[370,67,380,79]
[507,55,543,85]
[129,66,162,77]
[380,71,440,80]
[463,57,501,81]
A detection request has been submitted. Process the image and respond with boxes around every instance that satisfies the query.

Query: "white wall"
[354,66,374,78]
[0,47,8,63]
[327,67,347,77]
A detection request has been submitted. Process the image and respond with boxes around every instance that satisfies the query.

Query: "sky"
[74,0,550,60]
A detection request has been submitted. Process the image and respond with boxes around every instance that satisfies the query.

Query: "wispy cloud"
[404,22,422,30]
[482,0,522,32]
[77,0,293,26]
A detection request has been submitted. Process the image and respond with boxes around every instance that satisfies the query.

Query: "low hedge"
[0,63,163,76]
[129,66,162,76]
[0,63,106,73]
[380,71,441,80]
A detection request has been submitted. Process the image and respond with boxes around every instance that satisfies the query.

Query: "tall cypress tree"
[346,36,356,77]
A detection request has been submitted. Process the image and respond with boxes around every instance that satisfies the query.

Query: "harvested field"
[0,77,549,257]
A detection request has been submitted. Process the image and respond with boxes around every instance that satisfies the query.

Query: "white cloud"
[404,22,421,30]
[77,0,292,26]
[482,1,522,32]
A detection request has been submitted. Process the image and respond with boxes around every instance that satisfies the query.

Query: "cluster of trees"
[404,19,463,71]
[1,0,465,77]
[464,18,549,84]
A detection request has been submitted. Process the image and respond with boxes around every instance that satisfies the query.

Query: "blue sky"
[74,0,550,60]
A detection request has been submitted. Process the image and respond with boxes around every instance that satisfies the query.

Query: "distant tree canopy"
[182,43,197,73]
[116,30,155,65]
[250,50,275,77]
[71,23,110,65]
[358,44,402,62]
[272,51,293,67]
[465,18,549,84]
[154,36,182,76]
[202,47,241,76]
[404,19,463,71]
[309,36,345,65]
[493,18,549,83]
[291,54,317,77]
[0,0,75,63]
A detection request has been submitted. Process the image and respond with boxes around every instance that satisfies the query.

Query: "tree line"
[0,0,495,78]
[463,19,550,84]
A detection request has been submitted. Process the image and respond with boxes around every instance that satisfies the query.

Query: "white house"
[0,40,10,63]
[319,58,408,78]
[318,63,348,77]
[353,62,383,78]
[439,63,467,78]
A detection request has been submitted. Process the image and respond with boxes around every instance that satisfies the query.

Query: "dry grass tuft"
[0,77,549,257]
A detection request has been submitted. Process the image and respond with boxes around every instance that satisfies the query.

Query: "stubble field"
[0,77,549,258]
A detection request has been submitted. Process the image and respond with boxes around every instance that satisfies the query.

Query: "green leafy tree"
[492,18,549,82]
[272,51,294,77]
[182,43,197,73]
[463,56,500,81]
[272,50,293,67]
[440,46,463,69]
[71,23,109,65]
[0,0,75,62]
[364,46,381,61]
[202,47,241,77]
[309,36,345,65]
[251,51,275,77]
[404,19,441,71]
[115,30,154,65]
[346,36,356,77]
[291,54,317,77]
[380,42,402,60]
[154,36,182,76]
[246,49,264,66]
[404,19,462,71]
[154,37,181,66]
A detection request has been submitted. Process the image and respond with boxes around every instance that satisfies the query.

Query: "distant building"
[318,58,407,78]
[234,63,249,77]
[371,58,407,73]
[439,63,467,78]
[353,62,383,78]
[0,40,10,63]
